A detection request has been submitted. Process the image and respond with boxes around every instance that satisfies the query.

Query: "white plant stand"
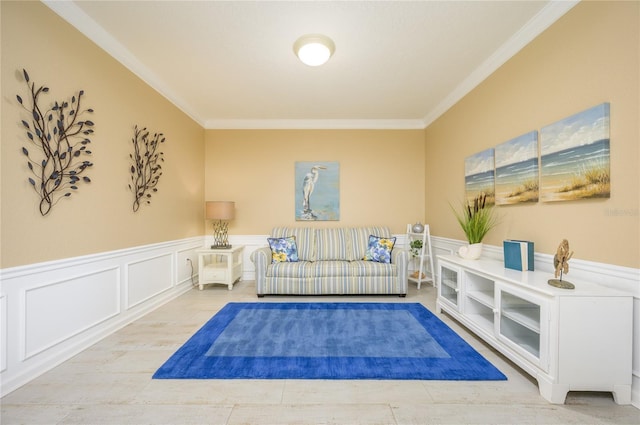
[406,224,435,289]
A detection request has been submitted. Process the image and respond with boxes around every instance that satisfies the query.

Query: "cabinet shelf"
[467,313,494,334]
[441,278,458,290]
[502,306,540,333]
[500,316,540,357]
[466,290,494,308]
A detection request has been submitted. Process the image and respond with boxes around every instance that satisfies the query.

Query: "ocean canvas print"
[295,161,340,221]
[495,131,539,205]
[540,103,610,202]
[465,149,495,205]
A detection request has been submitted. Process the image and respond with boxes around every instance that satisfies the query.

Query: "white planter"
[458,242,483,260]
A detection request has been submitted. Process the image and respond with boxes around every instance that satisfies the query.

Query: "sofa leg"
[399,294,407,298]
[257,294,265,298]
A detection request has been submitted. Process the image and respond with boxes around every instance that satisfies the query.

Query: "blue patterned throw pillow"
[363,235,396,264]
[267,236,299,263]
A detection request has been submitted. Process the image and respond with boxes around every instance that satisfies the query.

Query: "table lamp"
[205,201,235,249]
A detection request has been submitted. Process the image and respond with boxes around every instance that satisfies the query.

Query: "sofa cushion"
[267,261,352,278]
[363,235,396,264]
[350,260,397,277]
[316,228,349,260]
[267,236,299,263]
[308,260,351,277]
[348,227,392,261]
[272,227,315,261]
[267,261,312,278]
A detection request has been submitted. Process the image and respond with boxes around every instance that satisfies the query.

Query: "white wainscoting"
[1,232,638,407]
[395,234,640,408]
[0,237,204,397]
[1,293,7,373]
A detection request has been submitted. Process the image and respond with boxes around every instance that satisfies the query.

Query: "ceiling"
[43,1,578,130]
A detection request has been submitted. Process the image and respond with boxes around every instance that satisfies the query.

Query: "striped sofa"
[251,226,408,297]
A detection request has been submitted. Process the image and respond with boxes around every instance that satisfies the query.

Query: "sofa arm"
[393,248,409,293]
[250,246,271,296]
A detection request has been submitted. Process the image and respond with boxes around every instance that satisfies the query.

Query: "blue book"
[503,240,534,271]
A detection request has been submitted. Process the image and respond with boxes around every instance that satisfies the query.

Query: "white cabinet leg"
[612,385,631,405]
[538,379,568,404]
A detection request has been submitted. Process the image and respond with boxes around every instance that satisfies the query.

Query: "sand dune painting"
[540,103,610,202]
[495,131,539,205]
[465,148,495,206]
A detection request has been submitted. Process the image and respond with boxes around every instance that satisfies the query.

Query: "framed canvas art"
[540,103,610,202]
[465,149,495,206]
[495,131,539,205]
[295,161,340,221]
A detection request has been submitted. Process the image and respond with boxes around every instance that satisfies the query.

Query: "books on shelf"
[503,240,534,271]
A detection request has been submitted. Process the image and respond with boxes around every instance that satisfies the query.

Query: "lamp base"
[211,244,232,250]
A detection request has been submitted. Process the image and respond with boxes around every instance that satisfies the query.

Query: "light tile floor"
[2,281,639,424]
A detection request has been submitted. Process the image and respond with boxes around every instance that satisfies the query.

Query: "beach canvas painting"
[295,161,340,221]
[540,103,610,202]
[465,149,495,205]
[495,131,539,205]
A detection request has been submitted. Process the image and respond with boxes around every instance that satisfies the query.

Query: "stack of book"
[503,240,534,271]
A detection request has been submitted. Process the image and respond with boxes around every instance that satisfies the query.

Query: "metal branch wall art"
[16,69,95,216]
[128,125,165,212]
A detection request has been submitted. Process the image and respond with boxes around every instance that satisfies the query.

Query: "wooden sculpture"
[548,239,575,289]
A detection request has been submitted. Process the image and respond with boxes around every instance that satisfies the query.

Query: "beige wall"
[205,129,425,235]
[425,1,639,268]
[1,1,205,268]
[2,1,638,270]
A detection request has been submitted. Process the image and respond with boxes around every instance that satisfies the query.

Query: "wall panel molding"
[23,267,120,360]
[0,236,203,397]
[126,253,173,309]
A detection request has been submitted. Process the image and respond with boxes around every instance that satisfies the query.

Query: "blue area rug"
[153,302,506,381]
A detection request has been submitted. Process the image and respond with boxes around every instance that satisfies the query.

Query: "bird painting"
[295,161,339,221]
[302,165,326,219]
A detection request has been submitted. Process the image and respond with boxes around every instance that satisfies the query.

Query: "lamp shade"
[205,201,235,220]
[293,34,335,66]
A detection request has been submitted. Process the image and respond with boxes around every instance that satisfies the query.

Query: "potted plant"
[409,239,423,258]
[450,193,499,259]
[409,239,426,279]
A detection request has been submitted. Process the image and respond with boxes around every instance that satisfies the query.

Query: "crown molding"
[204,118,427,130]
[422,0,580,128]
[43,0,578,131]
[42,0,206,127]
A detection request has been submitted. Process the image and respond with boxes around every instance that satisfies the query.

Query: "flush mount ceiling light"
[293,34,335,66]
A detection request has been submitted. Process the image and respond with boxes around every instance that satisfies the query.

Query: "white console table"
[436,254,633,405]
[197,246,244,290]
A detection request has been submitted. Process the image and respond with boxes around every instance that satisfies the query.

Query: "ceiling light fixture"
[293,34,335,67]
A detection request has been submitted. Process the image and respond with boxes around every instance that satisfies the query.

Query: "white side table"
[196,246,244,290]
